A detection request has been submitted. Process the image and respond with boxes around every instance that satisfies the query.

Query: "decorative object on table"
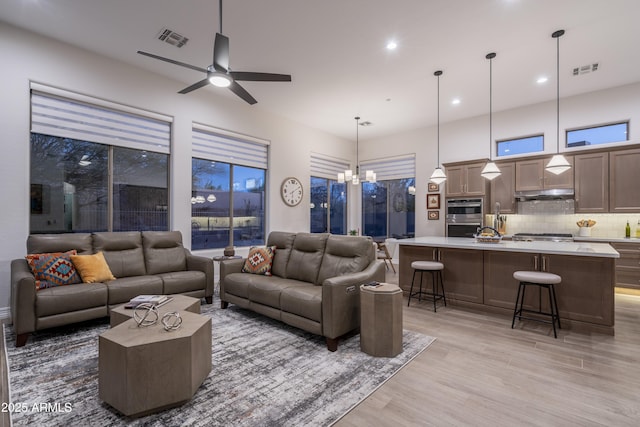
[427,193,440,209]
[133,303,159,327]
[280,176,303,206]
[428,182,439,192]
[161,311,183,331]
[576,219,596,237]
[428,211,440,220]
[224,245,236,256]
[429,70,447,185]
[126,294,169,308]
[474,226,502,243]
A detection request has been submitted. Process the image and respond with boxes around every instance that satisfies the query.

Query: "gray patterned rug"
[5,299,435,426]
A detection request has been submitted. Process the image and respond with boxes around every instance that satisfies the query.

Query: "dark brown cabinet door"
[439,247,484,303]
[610,148,640,212]
[489,162,515,213]
[574,152,609,213]
[483,250,539,309]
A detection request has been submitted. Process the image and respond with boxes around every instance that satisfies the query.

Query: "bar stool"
[407,261,446,312]
[511,271,562,338]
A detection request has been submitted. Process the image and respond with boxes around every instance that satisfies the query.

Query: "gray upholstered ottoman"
[99,310,211,416]
[360,283,403,357]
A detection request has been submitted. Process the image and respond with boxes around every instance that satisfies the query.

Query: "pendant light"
[337,117,375,185]
[481,52,501,180]
[430,70,447,185]
[545,29,571,175]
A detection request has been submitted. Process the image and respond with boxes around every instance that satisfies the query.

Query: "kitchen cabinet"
[484,250,539,310]
[489,162,516,214]
[444,160,488,197]
[574,152,608,213]
[515,156,574,191]
[611,242,640,290]
[609,148,640,212]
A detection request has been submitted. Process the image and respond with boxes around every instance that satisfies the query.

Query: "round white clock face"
[281,177,303,206]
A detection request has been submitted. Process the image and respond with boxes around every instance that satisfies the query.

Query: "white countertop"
[574,236,640,244]
[398,236,620,258]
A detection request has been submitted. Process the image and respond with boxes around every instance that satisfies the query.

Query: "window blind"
[30,85,172,154]
[359,154,415,181]
[192,123,269,169]
[310,152,350,180]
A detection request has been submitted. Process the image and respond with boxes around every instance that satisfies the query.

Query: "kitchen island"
[399,237,620,334]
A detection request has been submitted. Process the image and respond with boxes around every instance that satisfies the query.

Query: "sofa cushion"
[280,284,322,322]
[93,232,146,278]
[36,282,108,317]
[247,275,306,309]
[159,271,207,295]
[142,231,187,275]
[242,246,276,276]
[285,233,328,285]
[106,275,164,305]
[27,233,93,255]
[223,272,252,299]
[317,235,374,284]
[71,252,116,283]
[25,250,82,290]
[267,232,296,278]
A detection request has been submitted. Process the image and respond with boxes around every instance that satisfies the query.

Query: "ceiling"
[2,0,640,141]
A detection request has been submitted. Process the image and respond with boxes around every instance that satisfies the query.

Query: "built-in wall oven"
[446,198,483,238]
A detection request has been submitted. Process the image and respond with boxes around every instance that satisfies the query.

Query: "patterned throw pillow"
[242,246,277,276]
[25,250,82,290]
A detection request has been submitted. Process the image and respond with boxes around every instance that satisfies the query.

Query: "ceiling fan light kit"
[546,29,571,175]
[137,0,291,104]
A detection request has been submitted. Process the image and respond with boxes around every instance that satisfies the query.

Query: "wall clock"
[281,177,303,207]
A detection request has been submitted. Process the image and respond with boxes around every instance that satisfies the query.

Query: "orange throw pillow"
[70,252,116,283]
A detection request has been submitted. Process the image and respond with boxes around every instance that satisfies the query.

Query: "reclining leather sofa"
[11,231,213,347]
[220,232,385,351]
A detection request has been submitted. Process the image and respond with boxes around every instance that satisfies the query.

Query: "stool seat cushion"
[411,261,444,271]
[513,270,561,284]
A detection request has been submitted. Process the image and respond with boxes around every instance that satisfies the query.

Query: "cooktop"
[512,233,574,242]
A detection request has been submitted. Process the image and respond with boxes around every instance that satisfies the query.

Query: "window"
[310,177,347,234]
[29,86,171,233]
[497,135,544,157]
[567,122,628,147]
[310,153,349,234]
[191,125,268,250]
[360,154,416,240]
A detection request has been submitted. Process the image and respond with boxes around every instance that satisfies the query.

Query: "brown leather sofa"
[10,231,213,347]
[220,232,385,351]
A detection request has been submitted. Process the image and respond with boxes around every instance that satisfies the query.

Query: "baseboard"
[0,307,11,324]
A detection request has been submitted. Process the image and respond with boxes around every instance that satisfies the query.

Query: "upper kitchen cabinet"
[515,156,574,191]
[574,152,609,213]
[444,160,489,197]
[489,162,516,214]
[610,148,640,212]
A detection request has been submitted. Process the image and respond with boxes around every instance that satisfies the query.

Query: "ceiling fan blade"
[229,81,257,105]
[230,71,292,82]
[178,78,211,94]
[213,33,230,72]
[137,51,208,74]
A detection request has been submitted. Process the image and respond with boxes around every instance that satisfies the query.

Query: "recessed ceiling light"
[452,98,461,105]
[536,76,548,84]
[386,41,397,50]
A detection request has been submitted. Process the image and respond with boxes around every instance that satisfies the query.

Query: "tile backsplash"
[486,212,640,238]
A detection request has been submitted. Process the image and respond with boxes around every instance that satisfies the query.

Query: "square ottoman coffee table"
[110,294,201,327]
[99,310,212,417]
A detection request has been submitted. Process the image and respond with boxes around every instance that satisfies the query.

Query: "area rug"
[5,299,435,426]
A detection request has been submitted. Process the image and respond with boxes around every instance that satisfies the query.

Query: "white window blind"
[192,123,269,169]
[310,152,350,180]
[30,84,172,154]
[359,154,415,181]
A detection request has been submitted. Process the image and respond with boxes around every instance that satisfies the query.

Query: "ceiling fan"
[137,0,292,105]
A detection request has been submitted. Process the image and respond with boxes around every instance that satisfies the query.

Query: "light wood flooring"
[336,269,640,427]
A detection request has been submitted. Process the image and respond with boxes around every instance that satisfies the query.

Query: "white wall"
[361,82,640,238]
[0,23,353,317]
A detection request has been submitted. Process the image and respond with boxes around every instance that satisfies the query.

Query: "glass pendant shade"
[430,167,447,185]
[481,161,501,180]
[351,175,360,185]
[337,173,345,183]
[344,169,353,181]
[545,154,571,175]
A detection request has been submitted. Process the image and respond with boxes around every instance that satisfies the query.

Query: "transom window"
[497,135,544,157]
[567,122,629,147]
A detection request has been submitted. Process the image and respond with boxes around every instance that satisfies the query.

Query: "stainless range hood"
[515,188,574,201]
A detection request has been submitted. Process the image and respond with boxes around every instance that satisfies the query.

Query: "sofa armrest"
[11,259,37,336]
[219,258,245,298]
[185,251,214,298]
[321,260,386,339]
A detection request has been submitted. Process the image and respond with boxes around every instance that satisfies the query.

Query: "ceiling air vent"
[157,28,189,48]
[572,63,598,76]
